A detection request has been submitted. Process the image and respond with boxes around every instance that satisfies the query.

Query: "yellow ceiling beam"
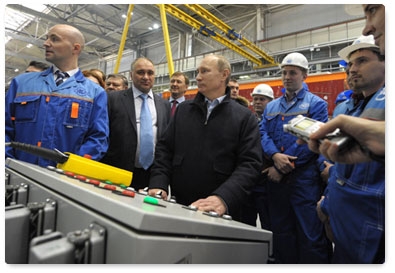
[184,4,276,65]
[158,4,174,76]
[158,4,263,66]
[114,4,134,73]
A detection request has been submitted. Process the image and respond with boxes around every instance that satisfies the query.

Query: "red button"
[76,175,87,182]
[88,179,100,186]
[64,171,75,177]
[122,190,135,197]
[103,184,116,191]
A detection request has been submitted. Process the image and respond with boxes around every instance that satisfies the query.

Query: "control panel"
[5,158,272,264]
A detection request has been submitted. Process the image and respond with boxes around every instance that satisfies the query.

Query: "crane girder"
[160,4,263,66]
[184,4,276,65]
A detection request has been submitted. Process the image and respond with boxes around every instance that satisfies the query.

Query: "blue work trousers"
[267,179,332,263]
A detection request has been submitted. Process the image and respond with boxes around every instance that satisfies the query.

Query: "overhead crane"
[114,4,278,75]
[184,4,277,68]
[157,4,266,68]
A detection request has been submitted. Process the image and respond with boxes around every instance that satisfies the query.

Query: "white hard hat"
[280,52,309,70]
[251,84,274,99]
[338,35,380,62]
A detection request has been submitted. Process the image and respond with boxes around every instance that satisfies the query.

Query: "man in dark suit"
[101,57,170,190]
[169,71,189,117]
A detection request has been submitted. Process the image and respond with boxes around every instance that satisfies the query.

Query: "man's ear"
[222,69,230,81]
[73,43,82,55]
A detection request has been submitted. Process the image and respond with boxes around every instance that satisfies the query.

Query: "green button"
[144,196,159,205]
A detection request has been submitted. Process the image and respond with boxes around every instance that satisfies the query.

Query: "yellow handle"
[57,153,133,186]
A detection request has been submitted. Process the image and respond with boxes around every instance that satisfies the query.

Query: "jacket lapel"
[122,88,138,132]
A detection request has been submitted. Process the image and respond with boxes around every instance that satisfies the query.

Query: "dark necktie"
[139,94,154,170]
[171,100,177,117]
[55,71,69,86]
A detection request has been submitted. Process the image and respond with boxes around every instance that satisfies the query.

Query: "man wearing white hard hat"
[250,84,274,122]
[312,5,385,163]
[332,35,381,120]
[338,34,381,62]
[260,52,331,263]
[316,35,385,263]
[240,83,274,230]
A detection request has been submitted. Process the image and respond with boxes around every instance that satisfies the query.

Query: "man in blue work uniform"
[332,90,353,117]
[260,52,331,263]
[5,24,109,167]
[240,84,274,229]
[317,35,385,263]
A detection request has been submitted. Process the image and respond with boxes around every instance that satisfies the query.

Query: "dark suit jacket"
[101,87,171,173]
[150,89,262,218]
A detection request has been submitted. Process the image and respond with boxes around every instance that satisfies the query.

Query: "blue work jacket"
[260,87,328,168]
[322,86,385,263]
[5,68,109,167]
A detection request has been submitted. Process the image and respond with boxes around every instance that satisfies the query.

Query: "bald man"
[5,24,109,167]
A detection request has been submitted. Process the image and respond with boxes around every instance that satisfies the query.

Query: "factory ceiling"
[4,4,300,84]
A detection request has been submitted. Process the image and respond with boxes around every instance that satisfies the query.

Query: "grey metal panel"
[29,232,75,264]
[5,158,271,242]
[129,236,269,264]
[5,205,31,264]
[5,158,272,263]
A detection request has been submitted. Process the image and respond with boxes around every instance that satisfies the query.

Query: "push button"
[182,205,197,211]
[203,211,219,217]
[143,196,166,207]
[222,214,232,220]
